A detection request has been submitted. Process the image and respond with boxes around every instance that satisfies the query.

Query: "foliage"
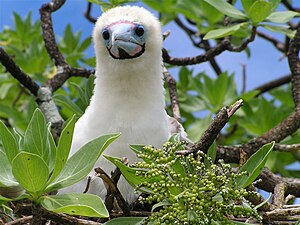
[1,0,300,224]
[107,137,274,224]
[0,108,119,218]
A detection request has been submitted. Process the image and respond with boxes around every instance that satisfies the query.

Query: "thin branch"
[84,2,97,23]
[45,68,95,92]
[177,99,243,155]
[274,143,300,152]
[163,67,181,123]
[163,26,256,66]
[40,0,67,68]
[254,74,291,96]
[5,216,32,225]
[272,182,287,210]
[0,48,40,96]
[256,168,300,197]
[287,24,300,109]
[257,30,286,53]
[95,167,130,215]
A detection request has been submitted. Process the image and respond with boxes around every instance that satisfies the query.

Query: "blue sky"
[1,0,295,92]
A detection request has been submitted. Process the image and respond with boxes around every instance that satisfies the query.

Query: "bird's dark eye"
[102,29,110,40]
[135,25,144,37]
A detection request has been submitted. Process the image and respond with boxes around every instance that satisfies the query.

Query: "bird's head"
[93,6,162,62]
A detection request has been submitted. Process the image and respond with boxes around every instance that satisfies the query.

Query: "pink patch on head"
[106,20,138,30]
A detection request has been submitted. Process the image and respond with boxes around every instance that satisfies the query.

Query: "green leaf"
[23,109,50,164]
[0,195,11,204]
[12,152,49,196]
[207,141,217,163]
[104,217,145,225]
[0,185,24,199]
[41,193,109,218]
[203,0,247,20]
[0,120,19,163]
[262,24,295,38]
[53,94,84,116]
[46,133,120,192]
[248,0,273,24]
[236,141,275,188]
[204,22,248,40]
[0,150,19,187]
[48,115,77,184]
[104,155,145,188]
[266,11,300,24]
[241,0,255,14]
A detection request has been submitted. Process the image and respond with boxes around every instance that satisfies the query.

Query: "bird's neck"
[92,58,165,112]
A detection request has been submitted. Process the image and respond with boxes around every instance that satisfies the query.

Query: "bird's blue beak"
[102,21,146,60]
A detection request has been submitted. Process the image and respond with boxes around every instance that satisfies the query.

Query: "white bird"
[60,6,185,203]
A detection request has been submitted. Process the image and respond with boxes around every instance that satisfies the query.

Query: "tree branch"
[40,0,67,68]
[163,26,256,66]
[163,67,182,122]
[0,48,40,96]
[84,2,97,23]
[287,24,300,109]
[254,74,291,96]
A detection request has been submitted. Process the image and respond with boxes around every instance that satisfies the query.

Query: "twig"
[163,67,181,123]
[95,167,130,215]
[246,184,272,212]
[40,0,67,68]
[5,216,32,225]
[177,99,243,155]
[254,75,291,96]
[84,2,97,23]
[0,48,39,96]
[163,26,256,66]
[257,31,286,53]
[274,143,300,152]
[287,24,300,109]
[256,167,300,197]
[273,182,287,209]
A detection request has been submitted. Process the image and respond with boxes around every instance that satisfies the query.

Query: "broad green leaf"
[204,23,245,40]
[0,120,19,163]
[241,0,255,14]
[104,155,145,188]
[262,24,295,38]
[104,217,145,225]
[46,133,120,192]
[0,150,19,187]
[266,11,300,24]
[48,115,77,184]
[248,0,273,24]
[41,193,109,218]
[203,0,247,20]
[23,109,49,164]
[236,141,275,188]
[12,152,49,196]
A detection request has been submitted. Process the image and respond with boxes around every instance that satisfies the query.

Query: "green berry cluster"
[132,141,261,224]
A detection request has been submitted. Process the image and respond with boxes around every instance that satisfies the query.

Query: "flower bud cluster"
[132,141,261,224]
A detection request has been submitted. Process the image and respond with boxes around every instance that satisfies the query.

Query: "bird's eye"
[102,29,110,40]
[135,25,144,37]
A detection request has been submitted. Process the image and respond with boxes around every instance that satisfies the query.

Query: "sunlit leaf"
[237,141,275,188]
[12,152,49,196]
[41,193,109,218]
[46,133,120,192]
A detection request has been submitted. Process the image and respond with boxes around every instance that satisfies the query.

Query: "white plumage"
[60,6,171,203]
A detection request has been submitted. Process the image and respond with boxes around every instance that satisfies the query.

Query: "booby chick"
[60,6,172,203]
